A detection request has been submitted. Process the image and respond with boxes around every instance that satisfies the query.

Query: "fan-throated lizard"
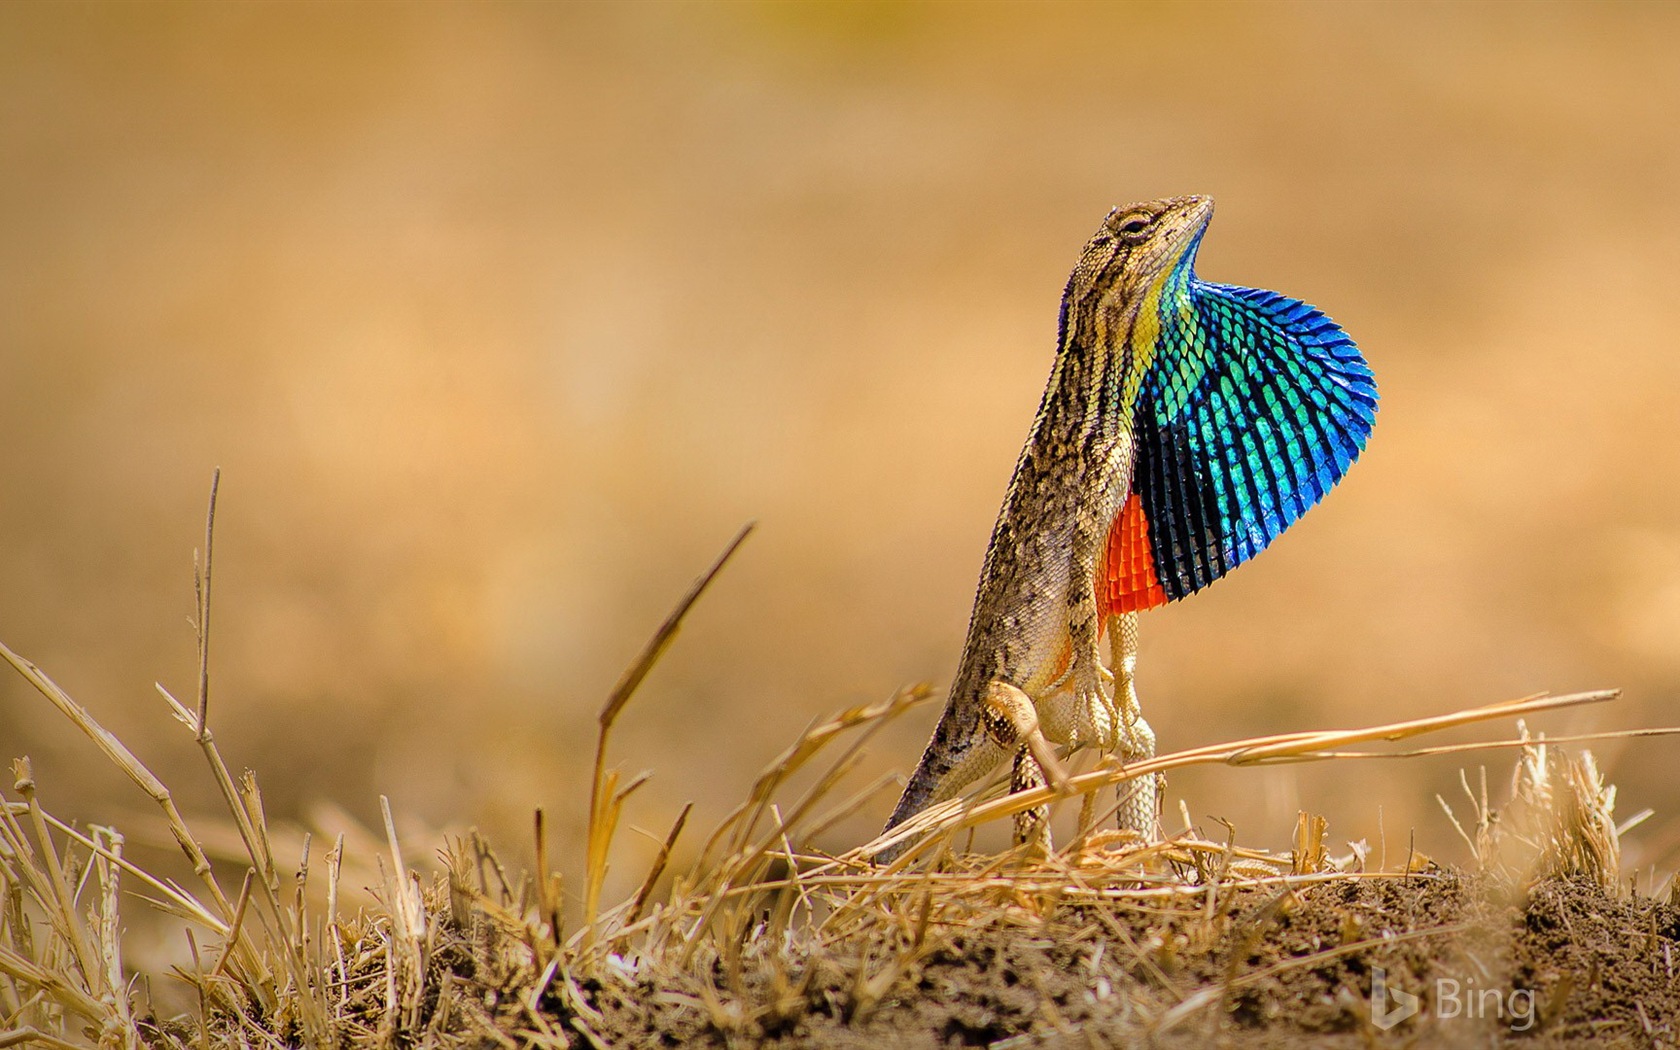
[879,196,1377,861]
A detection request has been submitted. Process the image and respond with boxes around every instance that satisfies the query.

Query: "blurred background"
[4,1,1680,925]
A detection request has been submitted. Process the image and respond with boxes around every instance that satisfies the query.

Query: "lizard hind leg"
[982,681,1068,856]
[1011,743,1050,856]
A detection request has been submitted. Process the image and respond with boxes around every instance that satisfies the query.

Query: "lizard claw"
[1072,681,1120,751]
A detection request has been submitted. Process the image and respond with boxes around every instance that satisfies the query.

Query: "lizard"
[877,195,1377,862]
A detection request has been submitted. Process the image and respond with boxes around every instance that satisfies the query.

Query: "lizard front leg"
[1063,504,1121,752]
[1108,610,1160,839]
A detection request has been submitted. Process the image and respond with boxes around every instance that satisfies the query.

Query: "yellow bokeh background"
[4,2,1680,908]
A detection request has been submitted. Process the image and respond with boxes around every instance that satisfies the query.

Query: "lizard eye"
[1117,217,1150,236]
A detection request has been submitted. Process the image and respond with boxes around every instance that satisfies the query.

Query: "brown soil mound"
[577,871,1674,1048]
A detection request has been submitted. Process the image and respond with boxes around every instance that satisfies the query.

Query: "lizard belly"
[993,571,1106,749]
[1010,588,1075,699]
[970,510,1078,694]
[985,480,1131,745]
[984,517,1096,697]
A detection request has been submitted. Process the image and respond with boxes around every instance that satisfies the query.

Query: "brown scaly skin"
[878,197,1211,861]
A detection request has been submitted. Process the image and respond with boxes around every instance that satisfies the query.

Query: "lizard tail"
[875,703,1007,863]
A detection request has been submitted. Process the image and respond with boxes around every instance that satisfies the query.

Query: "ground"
[8,642,1666,1047]
[577,871,1675,1048]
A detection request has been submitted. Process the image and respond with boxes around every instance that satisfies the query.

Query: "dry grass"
[1,506,1675,1047]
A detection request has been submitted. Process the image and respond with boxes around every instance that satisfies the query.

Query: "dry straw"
[0,485,1673,1046]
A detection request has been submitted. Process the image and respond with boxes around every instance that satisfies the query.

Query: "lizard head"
[1062,195,1214,327]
